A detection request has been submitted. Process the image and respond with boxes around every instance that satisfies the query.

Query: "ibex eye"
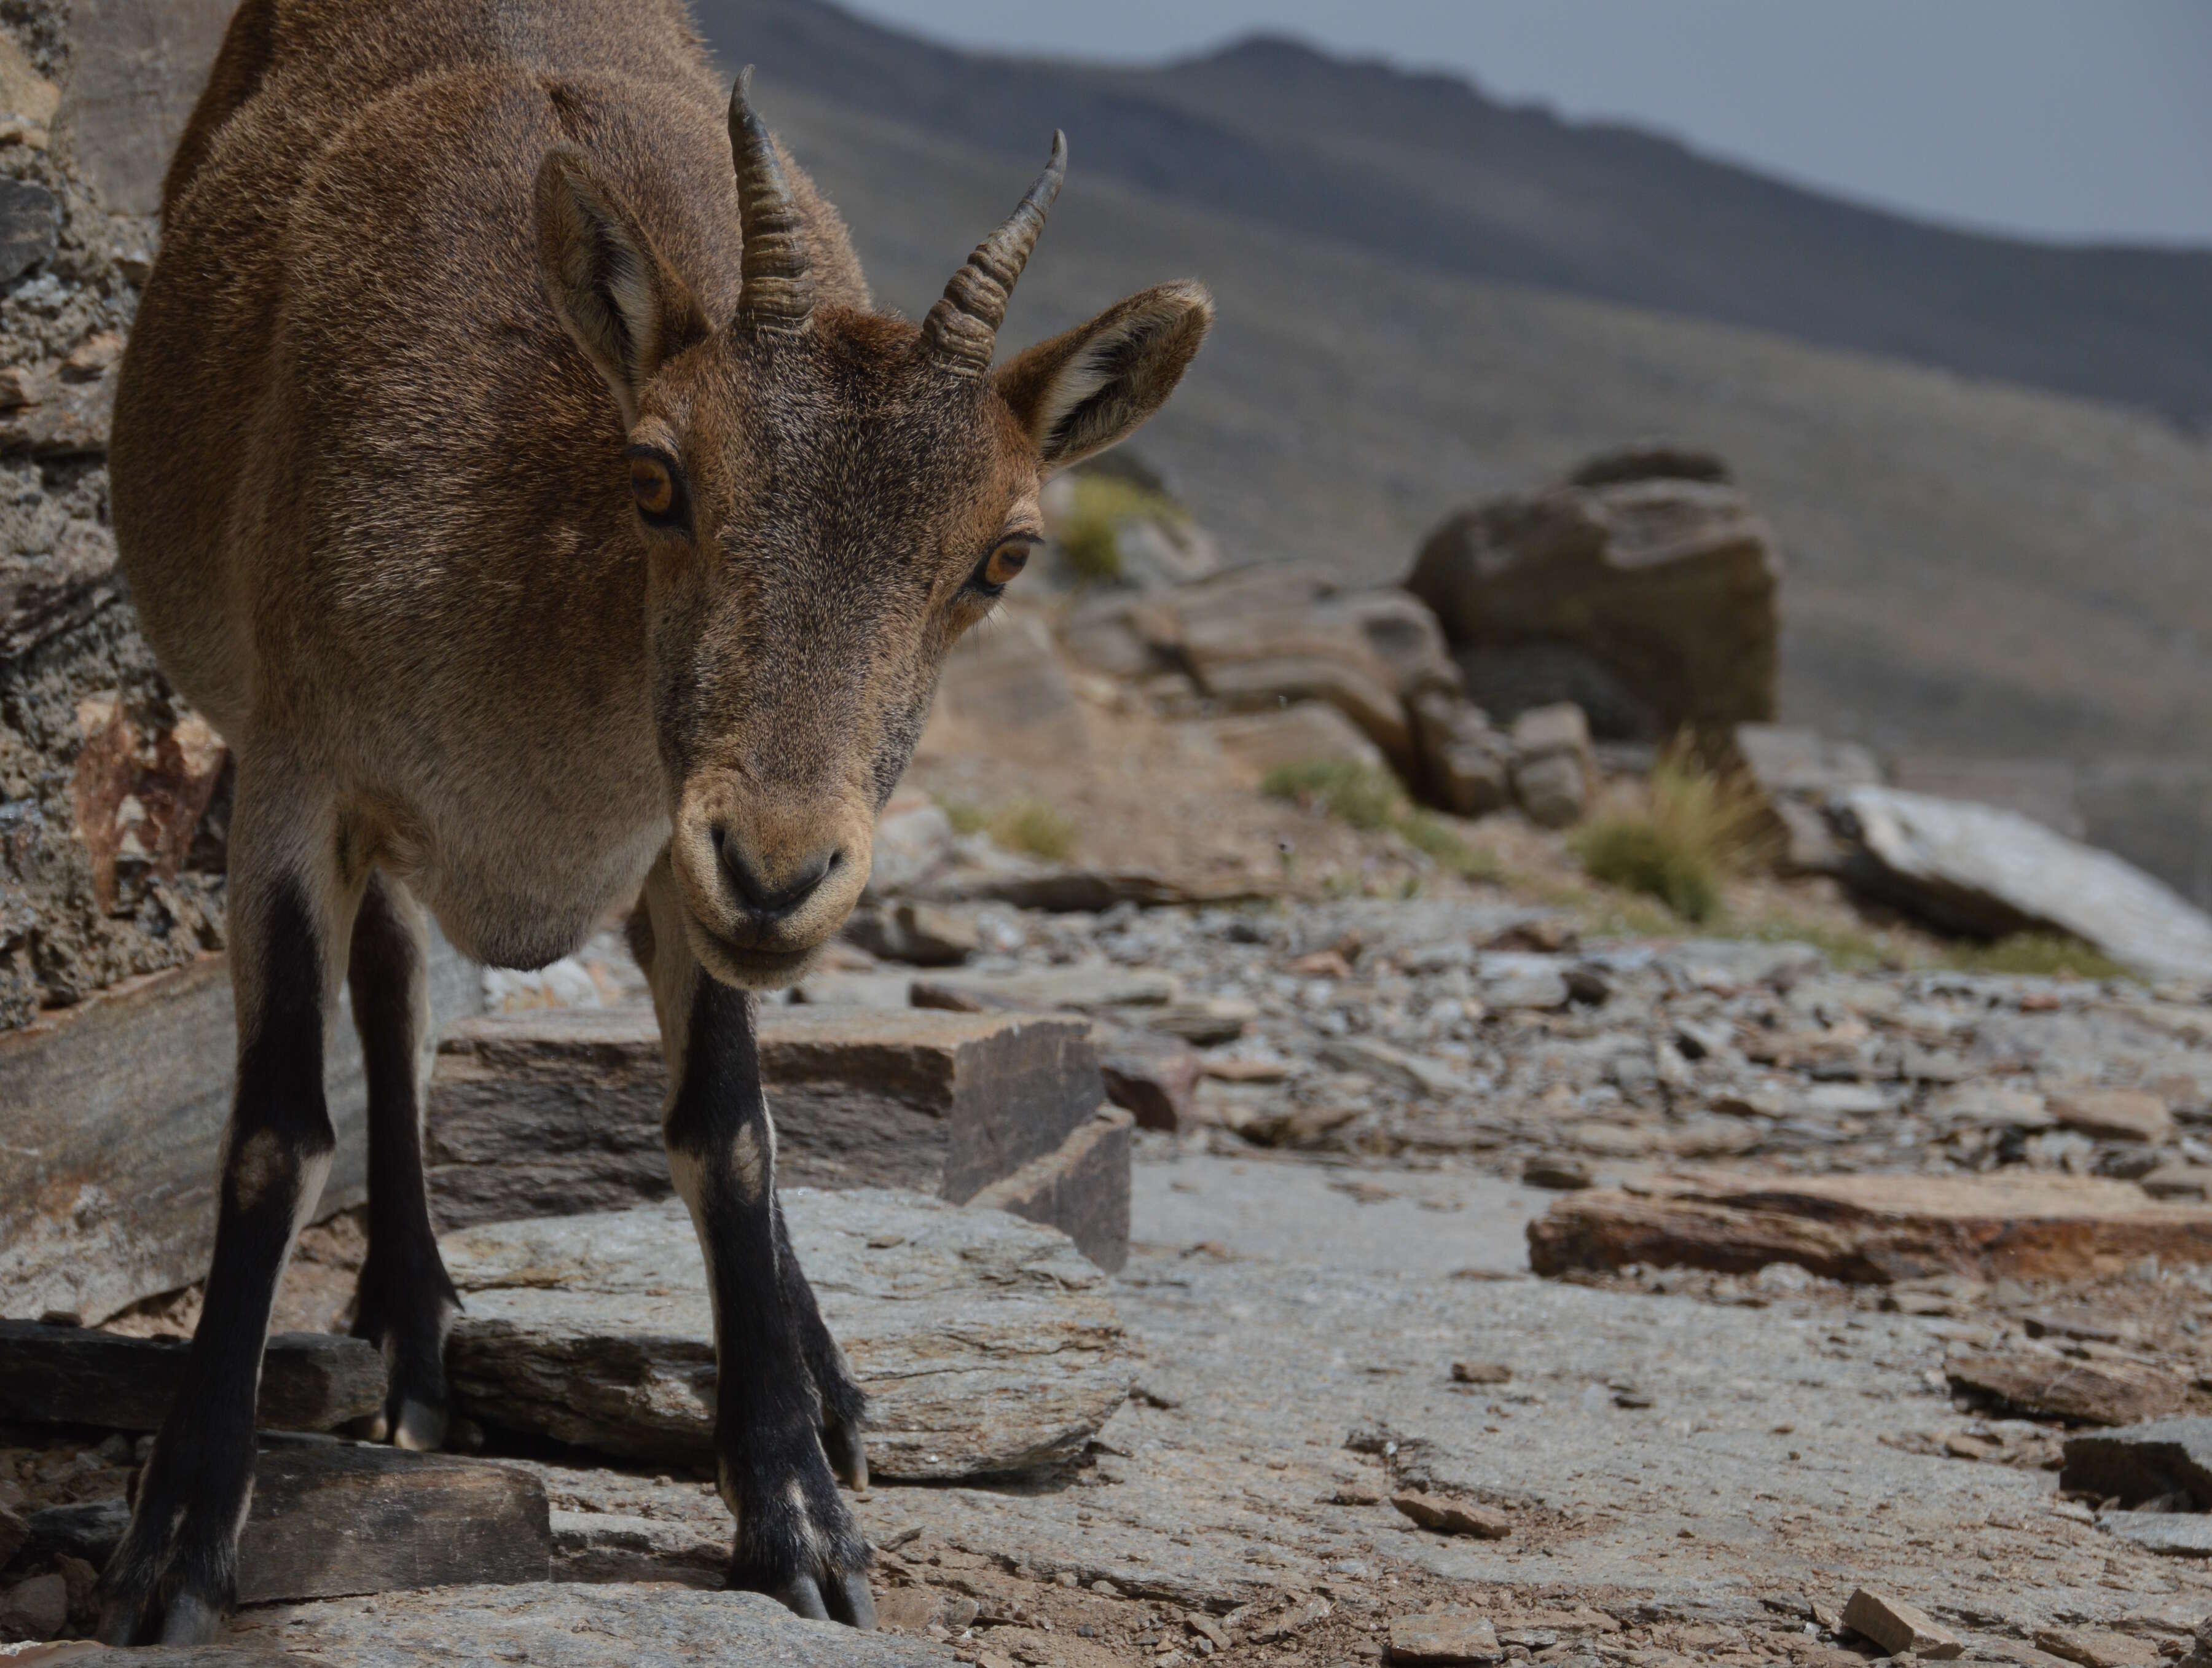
[981,539,1032,589]
[629,456,673,515]
[624,447,688,531]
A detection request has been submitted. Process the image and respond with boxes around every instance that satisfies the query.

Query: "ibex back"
[98,0,1210,1643]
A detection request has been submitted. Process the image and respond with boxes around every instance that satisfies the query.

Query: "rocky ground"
[12,1140,2212,1664]
[9,861,2212,1662]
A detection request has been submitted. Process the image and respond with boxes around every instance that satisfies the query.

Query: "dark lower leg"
[774,1197,869,1488]
[97,880,336,1646]
[347,872,457,1450]
[664,971,873,1628]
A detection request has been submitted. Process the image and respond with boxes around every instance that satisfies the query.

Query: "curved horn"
[728,66,814,334]
[919,131,1067,377]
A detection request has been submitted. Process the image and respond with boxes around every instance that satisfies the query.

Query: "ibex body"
[99,0,1209,1643]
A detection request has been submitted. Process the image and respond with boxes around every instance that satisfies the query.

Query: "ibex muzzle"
[98,1,1208,1645]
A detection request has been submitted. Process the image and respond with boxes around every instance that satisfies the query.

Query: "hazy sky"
[834,1,2212,248]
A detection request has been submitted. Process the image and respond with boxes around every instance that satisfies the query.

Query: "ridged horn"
[728,66,814,334]
[919,131,1067,376]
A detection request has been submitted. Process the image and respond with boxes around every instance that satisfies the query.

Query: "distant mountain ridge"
[694,0,2212,427]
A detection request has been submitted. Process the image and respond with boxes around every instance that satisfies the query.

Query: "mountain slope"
[750,76,2212,772]
[697,0,2212,426]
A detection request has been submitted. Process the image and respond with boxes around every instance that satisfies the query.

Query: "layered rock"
[1406,445,1778,740]
[1,0,240,1031]
[440,1188,1131,1480]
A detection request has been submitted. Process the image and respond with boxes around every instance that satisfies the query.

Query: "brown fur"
[100,0,1208,1639]
[117,0,1209,985]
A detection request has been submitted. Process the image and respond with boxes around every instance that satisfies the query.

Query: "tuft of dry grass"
[1569,741,1773,923]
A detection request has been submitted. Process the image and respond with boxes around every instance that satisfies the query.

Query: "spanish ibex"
[97,0,1209,1643]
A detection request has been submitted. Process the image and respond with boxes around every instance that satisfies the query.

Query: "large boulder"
[1829,786,2212,981]
[1407,448,1779,739]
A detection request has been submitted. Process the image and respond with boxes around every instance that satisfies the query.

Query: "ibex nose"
[714,829,841,923]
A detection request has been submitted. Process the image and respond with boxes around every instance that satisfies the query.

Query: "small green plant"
[1946,932,2128,981]
[1730,913,1896,972]
[938,799,988,836]
[1399,810,1504,883]
[1262,759,1405,831]
[1053,474,1185,585]
[1264,759,1500,880]
[988,797,1078,861]
[1569,741,1771,924]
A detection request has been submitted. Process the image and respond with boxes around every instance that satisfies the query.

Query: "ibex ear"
[994,281,1213,471]
[535,147,708,426]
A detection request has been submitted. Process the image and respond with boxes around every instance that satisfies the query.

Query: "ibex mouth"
[694,926,822,989]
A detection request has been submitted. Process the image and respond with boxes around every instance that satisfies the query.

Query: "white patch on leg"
[731,1120,769,1202]
[786,1476,821,1560]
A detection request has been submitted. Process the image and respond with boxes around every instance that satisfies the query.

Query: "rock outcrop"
[1,1,240,1031]
[1406,445,1779,740]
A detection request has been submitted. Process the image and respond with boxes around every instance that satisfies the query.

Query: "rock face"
[1199,702,1389,777]
[967,1107,1134,1274]
[0,176,55,283]
[1506,703,1595,829]
[0,931,480,1323]
[1059,563,1515,816]
[441,1188,1129,1479]
[52,0,236,217]
[2,0,249,1033]
[1407,451,1779,738]
[1829,786,2212,980]
[920,610,1089,764]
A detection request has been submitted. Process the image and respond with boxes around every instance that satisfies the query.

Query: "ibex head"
[535,74,1210,987]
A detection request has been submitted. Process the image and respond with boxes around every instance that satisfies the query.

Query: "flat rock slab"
[425,1006,1105,1243]
[0,1322,383,1433]
[150,1583,951,1666]
[441,1188,1129,1479]
[1528,1170,2212,1283]
[1947,1348,2185,1427]
[238,1440,551,1603]
[2101,1513,2212,1557]
[1841,1587,1963,1659]
[1829,786,2212,981]
[16,1441,549,1605]
[1388,1611,1504,1664]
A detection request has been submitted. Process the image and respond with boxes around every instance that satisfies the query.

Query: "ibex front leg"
[98,770,350,1645]
[638,861,874,1627]
[347,871,460,1451]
